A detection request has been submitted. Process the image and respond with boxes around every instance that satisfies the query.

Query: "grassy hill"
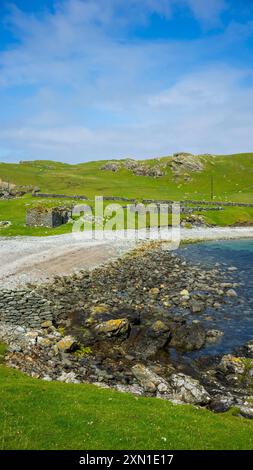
[0,153,253,235]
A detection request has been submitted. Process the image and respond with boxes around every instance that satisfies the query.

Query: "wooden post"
[211,175,214,201]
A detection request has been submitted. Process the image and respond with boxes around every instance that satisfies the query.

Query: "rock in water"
[95,318,129,337]
[244,340,253,357]
[125,320,171,359]
[189,299,205,314]
[169,323,206,351]
[206,329,224,343]
[226,289,237,297]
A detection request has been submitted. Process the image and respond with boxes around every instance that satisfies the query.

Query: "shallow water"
[177,239,253,358]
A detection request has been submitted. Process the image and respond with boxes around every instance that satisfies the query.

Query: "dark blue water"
[178,239,253,357]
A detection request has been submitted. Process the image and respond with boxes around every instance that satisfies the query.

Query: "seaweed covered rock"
[95,318,130,337]
[125,319,171,359]
[55,335,78,353]
[169,323,206,352]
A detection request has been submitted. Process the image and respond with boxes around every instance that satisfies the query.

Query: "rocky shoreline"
[1,244,253,418]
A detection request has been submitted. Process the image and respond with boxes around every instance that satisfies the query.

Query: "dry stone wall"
[0,273,90,328]
[32,193,87,200]
[0,289,55,327]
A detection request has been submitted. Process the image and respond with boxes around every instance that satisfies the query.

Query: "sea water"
[178,239,253,357]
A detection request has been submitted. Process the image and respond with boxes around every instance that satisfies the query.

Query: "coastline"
[0,226,253,289]
[1,238,253,418]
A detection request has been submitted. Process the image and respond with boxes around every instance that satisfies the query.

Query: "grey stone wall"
[26,208,71,228]
[32,193,87,200]
[26,210,54,227]
[0,274,90,328]
[103,196,136,202]
[142,198,253,208]
[0,289,55,328]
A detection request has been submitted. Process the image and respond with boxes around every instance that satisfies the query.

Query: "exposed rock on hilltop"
[124,160,165,177]
[0,178,36,199]
[100,153,209,179]
[100,162,120,172]
[171,153,205,178]
[100,159,166,178]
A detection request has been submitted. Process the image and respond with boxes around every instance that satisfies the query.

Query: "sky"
[0,0,253,163]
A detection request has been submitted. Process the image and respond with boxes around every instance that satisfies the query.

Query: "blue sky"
[0,0,253,163]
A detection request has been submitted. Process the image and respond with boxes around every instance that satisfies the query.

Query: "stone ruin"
[26,206,72,228]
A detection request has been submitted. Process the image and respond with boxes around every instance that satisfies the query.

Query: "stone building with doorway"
[26,206,72,228]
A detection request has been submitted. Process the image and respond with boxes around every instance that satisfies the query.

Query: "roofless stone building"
[26,206,72,228]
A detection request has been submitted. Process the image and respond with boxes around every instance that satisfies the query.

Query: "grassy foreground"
[0,362,253,450]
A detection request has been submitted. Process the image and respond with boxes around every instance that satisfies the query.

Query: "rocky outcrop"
[132,364,168,393]
[0,179,35,199]
[100,159,166,178]
[100,162,121,172]
[131,364,210,404]
[171,153,204,177]
[124,319,171,359]
[169,373,210,405]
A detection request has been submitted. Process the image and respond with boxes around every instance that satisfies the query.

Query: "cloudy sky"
[0,0,253,162]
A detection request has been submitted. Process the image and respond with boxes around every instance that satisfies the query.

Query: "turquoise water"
[178,239,253,357]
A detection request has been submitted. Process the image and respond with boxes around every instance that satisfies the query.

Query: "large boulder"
[95,318,130,337]
[172,154,204,175]
[100,162,120,172]
[243,340,253,358]
[125,320,171,359]
[218,355,253,373]
[169,323,206,351]
[217,355,253,391]
[206,329,224,343]
[169,373,210,405]
[189,299,205,314]
[55,336,78,353]
[132,364,169,393]
[57,371,80,384]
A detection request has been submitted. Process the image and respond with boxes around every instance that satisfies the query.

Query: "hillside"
[0,153,253,235]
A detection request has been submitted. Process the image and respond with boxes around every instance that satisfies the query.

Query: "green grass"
[0,343,7,363]
[1,362,253,450]
[0,153,253,235]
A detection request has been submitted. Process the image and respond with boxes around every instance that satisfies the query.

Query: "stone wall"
[142,198,253,208]
[0,289,55,328]
[26,208,71,228]
[26,210,54,227]
[0,273,90,328]
[32,193,87,200]
[103,196,136,202]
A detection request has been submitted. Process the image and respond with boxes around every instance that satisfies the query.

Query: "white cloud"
[0,0,252,162]
[1,63,253,161]
[183,0,227,25]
